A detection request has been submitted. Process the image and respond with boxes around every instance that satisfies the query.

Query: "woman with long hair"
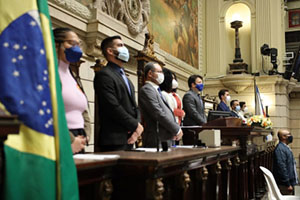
[53,27,91,153]
[160,68,185,125]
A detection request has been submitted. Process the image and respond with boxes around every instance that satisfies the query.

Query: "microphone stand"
[156,120,160,152]
[192,130,197,148]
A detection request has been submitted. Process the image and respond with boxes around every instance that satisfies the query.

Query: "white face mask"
[172,79,178,89]
[116,46,130,62]
[156,73,164,85]
[226,95,231,102]
[244,107,248,112]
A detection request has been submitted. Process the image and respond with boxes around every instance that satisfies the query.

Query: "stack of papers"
[135,148,171,152]
[73,154,120,160]
[174,145,195,148]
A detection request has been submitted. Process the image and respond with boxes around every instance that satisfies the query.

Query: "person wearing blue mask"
[182,75,207,144]
[230,100,241,118]
[94,35,143,152]
[182,75,207,126]
[54,27,91,154]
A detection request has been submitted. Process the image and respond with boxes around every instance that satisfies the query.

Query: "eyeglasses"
[152,70,163,73]
[64,40,82,46]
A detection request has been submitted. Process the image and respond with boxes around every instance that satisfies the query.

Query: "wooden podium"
[181,118,275,200]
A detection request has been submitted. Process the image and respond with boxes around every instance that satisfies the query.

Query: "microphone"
[156,120,160,152]
[156,121,168,152]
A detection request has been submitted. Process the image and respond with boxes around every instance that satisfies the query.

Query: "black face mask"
[288,135,293,144]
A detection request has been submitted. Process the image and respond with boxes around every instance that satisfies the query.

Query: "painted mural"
[148,0,198,68]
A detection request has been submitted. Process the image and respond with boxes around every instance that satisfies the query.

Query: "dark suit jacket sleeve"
[94,71,138,132]
[183,93,206,125]
[130,81,141,123]
[139,86,180,136]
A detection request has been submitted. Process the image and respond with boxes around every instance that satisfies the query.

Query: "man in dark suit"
[217,89,231,111]
[94,35,143,152]
[230,99,241,118]
[182,75,207,145]
[182,75,207,126]
[139,62,183,147]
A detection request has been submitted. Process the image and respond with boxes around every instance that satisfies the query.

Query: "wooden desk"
[76,146,240,200]
[181,125,275,200]
[113,147,239,200]
[75,158,118,200]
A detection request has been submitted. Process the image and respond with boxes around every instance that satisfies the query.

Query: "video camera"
[260,44,278,75]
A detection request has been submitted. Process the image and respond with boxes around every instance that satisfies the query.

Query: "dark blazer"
[139,82,180,147]
[217,101,230,111]
[182,90,207,126]
[94,62,140,146]
[230,110,240,118]
[273,142,298,186]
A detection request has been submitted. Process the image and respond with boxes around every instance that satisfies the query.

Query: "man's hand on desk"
[127,132,139,144]
[72,136,86,154]
[135,123,144,136]
[127,123,144,144]
[173,129,183,141]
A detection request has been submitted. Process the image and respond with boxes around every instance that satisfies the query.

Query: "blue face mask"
[115,46,130,62]
[235,105,241,111]
[196,83,204,91]
[64,46,82,63]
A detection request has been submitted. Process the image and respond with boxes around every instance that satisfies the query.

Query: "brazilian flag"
[0,0,79,199]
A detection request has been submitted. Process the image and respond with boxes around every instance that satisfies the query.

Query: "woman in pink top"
[53,27,90,153]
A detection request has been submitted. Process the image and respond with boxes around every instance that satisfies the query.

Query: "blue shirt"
[217,101,230,111]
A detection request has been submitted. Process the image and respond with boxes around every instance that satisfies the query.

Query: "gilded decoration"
[99,0,150,35]
[142,32,155,58]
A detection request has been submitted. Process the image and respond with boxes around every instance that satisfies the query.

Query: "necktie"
[157,88,165,101]
[197,94,203,105]
[120,68,131,95]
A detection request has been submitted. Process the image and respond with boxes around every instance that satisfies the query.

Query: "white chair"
[260,166,300,200]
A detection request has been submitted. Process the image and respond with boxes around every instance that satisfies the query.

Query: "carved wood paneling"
[99,0,150,35]
[146,178,164,200]
[99,179,113,200]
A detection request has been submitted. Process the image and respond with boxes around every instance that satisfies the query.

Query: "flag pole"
[254,76,258,115]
